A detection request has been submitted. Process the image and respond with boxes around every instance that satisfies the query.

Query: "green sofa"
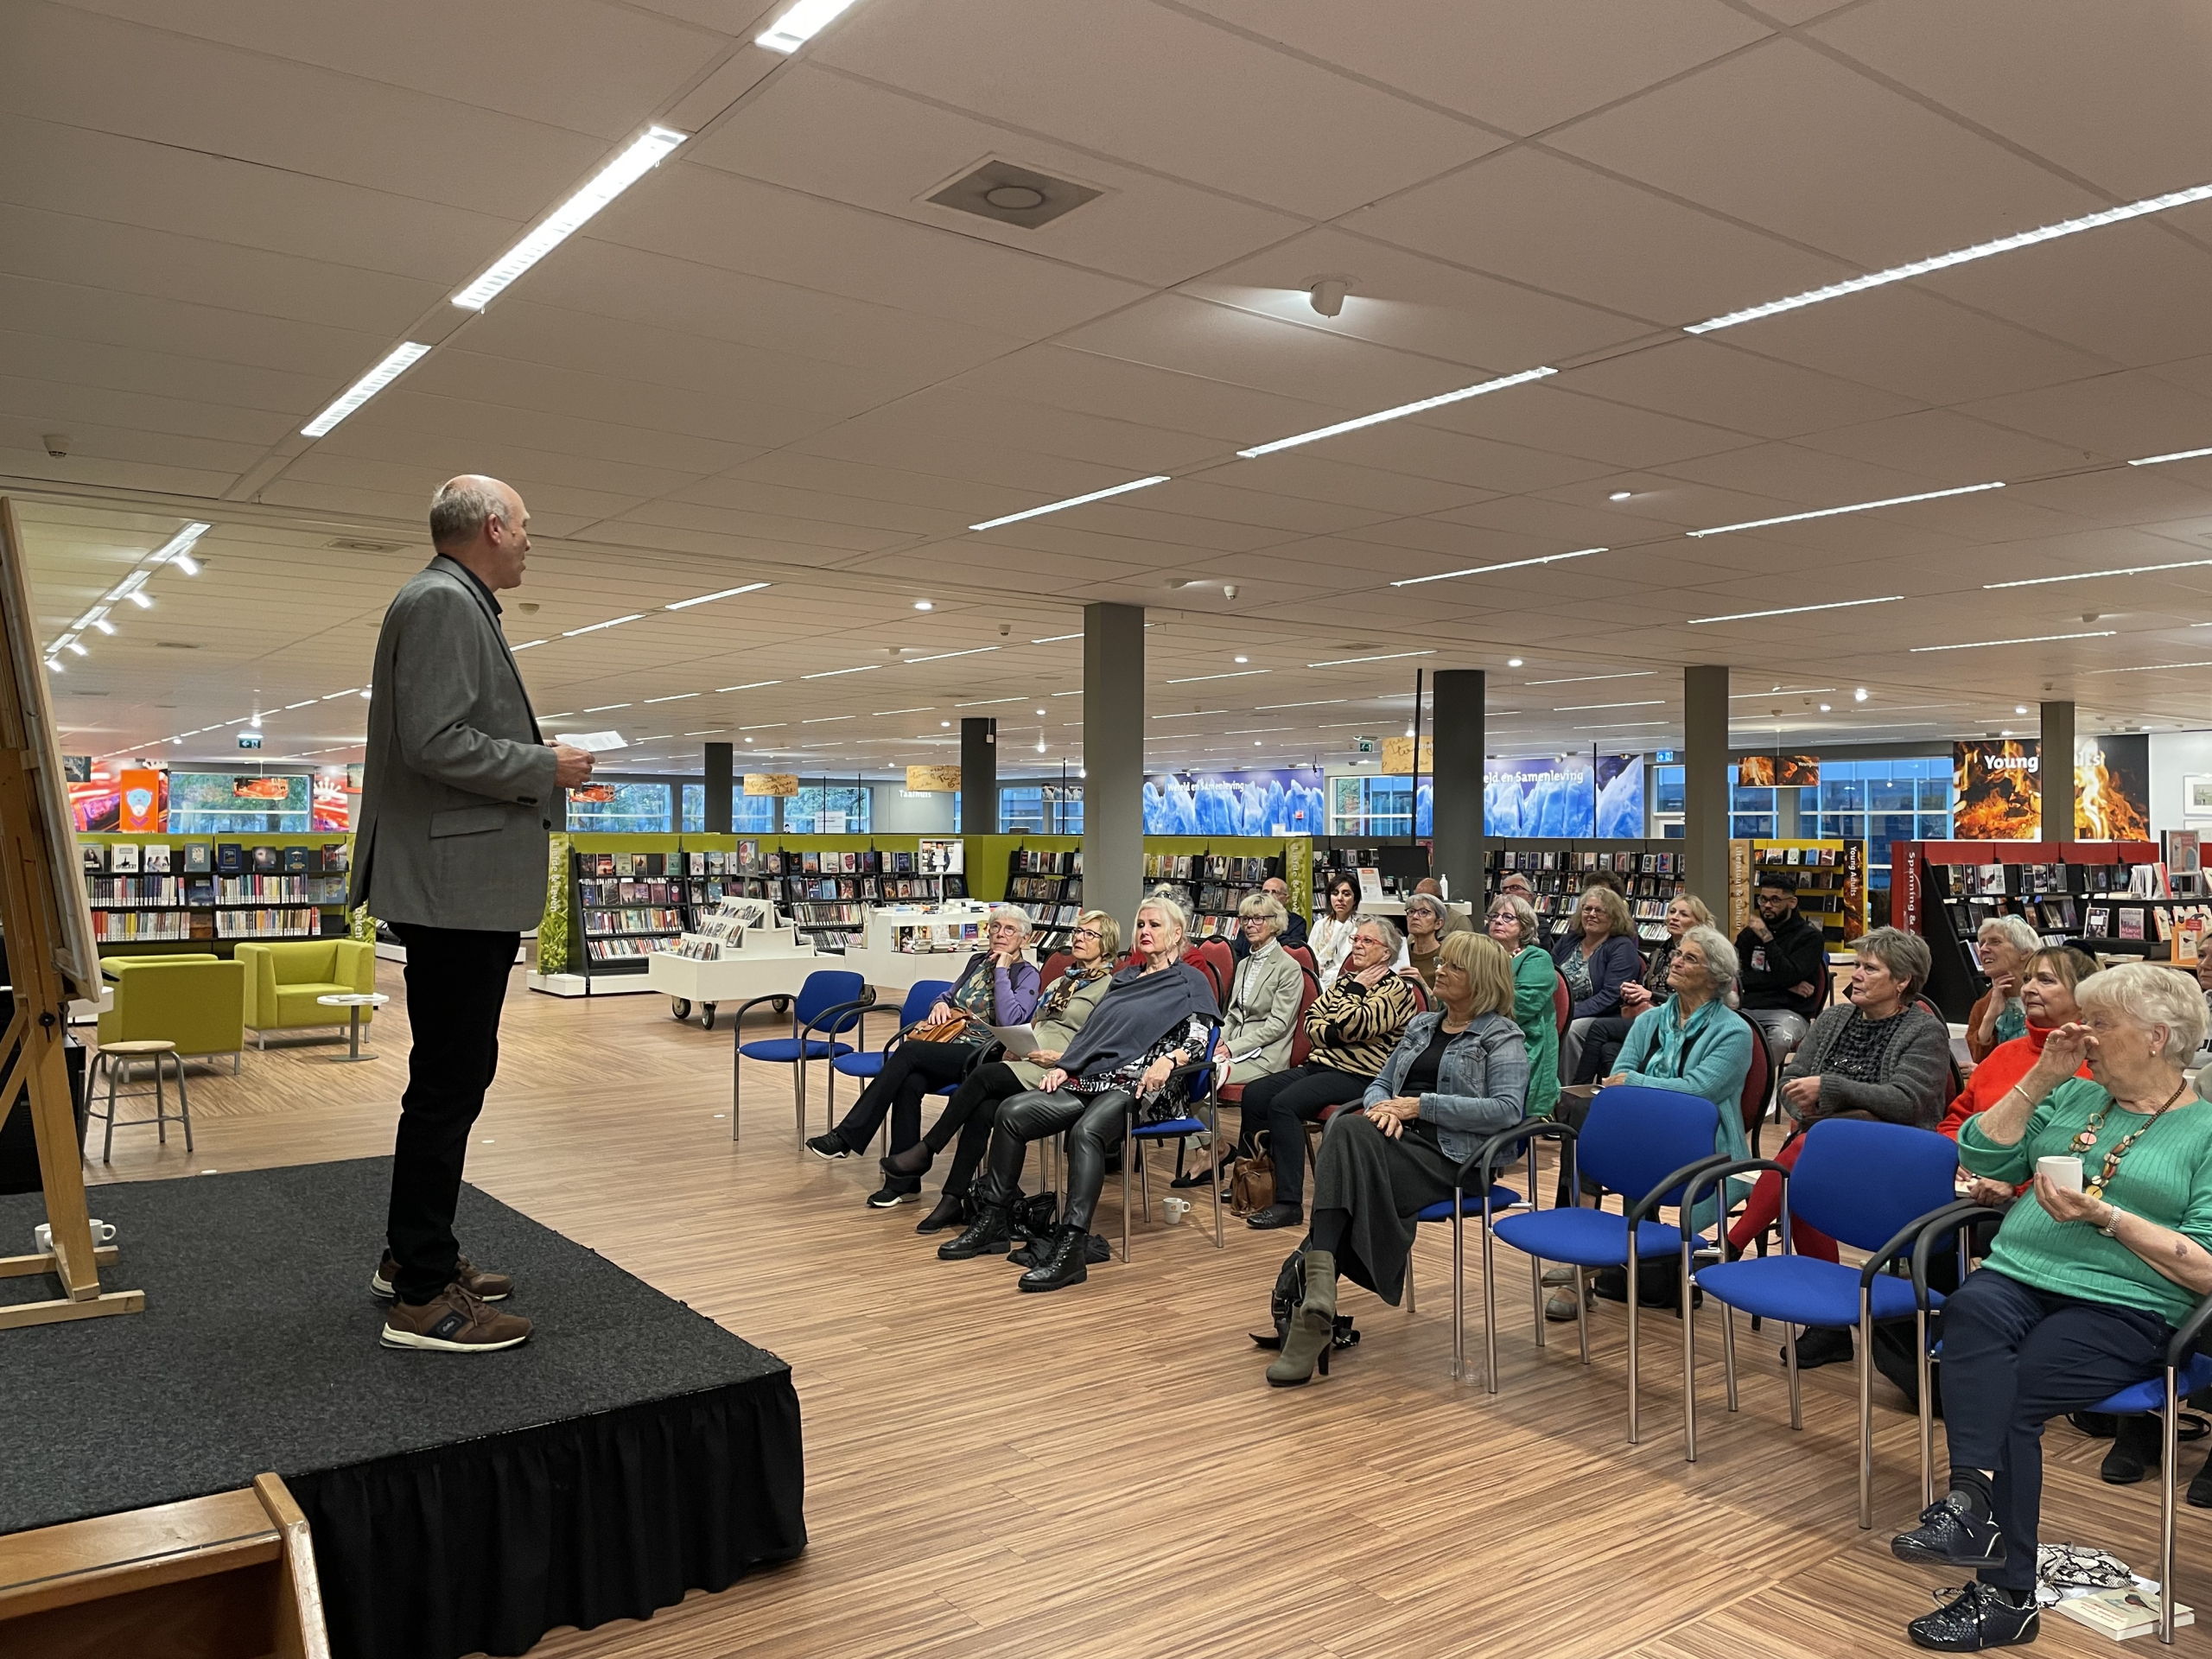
[235,939,378,1047]
[98,954,246,1070]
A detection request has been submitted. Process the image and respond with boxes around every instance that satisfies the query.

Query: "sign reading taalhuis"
[1951,736,2150,841]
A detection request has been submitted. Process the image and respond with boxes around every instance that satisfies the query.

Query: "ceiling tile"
[1556,338,1920,440]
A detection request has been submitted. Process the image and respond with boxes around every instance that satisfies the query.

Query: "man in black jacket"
[1231,876,1306,959]
[1735,872,1828,1037]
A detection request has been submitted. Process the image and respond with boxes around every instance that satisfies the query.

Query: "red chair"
[1552,973,1570,1037]
[1735,1009,1772,1157]
[1286,944,1319,982]
[1217,971,1319,1110]
[1404,978,1432,1014]
[1191,940,1235,1008]
[1039,950,1073,988]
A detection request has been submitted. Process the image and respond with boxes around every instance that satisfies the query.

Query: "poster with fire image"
[1951,737,2150,840]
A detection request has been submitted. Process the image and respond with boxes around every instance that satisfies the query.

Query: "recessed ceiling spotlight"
[1854,688,1869,702]
[1609,491,1632,502]
[913,600,932,611]
[2016,703,2030,714]
[941,720,950,728]
[1507,658,1524,667]
[1234,655,1249,664]
[1307,276,1351,319]
[1819,703,1832,712]
[1034,707,1045,715]
[127,591,152,609]
[987,185,1046,211]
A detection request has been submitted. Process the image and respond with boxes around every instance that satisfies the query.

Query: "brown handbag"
[1228,1133,1276,1216]
[906,1011,971,1046]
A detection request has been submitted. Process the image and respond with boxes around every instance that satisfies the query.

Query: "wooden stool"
[87,1039,191,1162]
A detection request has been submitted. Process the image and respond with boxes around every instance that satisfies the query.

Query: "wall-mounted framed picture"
[2186,775,2212,817]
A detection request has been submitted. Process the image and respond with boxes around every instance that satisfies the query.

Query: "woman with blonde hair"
[1554,885,1643,1085]
[1485,893,1560,1122]
[1570,893,1714,1084]
[1264,930,1529,1385]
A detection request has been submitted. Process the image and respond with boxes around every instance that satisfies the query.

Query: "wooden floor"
[80,963,2212,1658]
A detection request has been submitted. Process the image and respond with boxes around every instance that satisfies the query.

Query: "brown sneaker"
[381,1282,532,1353]
[372,1249,513,1302]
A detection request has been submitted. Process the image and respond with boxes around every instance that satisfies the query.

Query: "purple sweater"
[947,950,1040,1027]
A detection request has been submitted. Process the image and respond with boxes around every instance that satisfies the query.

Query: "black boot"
[1786,1325,1854,1369]
[2102,1413,2161,1484]
[1017,1224,1090,1292]
[938,1204,1011,1261]
[914,1192,966,1235]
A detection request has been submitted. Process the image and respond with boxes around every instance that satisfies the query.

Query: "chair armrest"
[1897,1200,2009,1302]
[2171,1290,2212,1369]
[1624,1154,1736,1231]
[1679,1158,1793,1230]
[723,993,800,1034]
[1460,1120,1570,1195]
[335,938,374,993]
[804,997,874,1039]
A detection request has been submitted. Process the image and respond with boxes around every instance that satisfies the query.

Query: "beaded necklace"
[2072,1078,2190,1199]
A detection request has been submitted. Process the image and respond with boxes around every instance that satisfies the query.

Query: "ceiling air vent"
[155,640,201,650]
[328,538,410,553]
[926,160,1102,230]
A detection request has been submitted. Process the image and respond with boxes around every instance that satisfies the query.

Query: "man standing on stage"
[353,475,594,1352]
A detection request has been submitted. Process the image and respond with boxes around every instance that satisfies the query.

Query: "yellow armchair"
[235,939,378,1046]
[97,955,245,1070]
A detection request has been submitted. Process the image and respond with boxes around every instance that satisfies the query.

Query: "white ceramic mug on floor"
[33,1219,117,1252]
[1161,1196,1191,1225]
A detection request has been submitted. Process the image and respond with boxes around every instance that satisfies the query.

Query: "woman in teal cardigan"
[1484,895,1560,1119]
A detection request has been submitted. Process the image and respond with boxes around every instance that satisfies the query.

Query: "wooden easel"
[0,497,142,1328]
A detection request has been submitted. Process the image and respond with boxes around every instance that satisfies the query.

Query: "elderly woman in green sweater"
[1890,962,2212,1654]
[1484,893,1560,1121]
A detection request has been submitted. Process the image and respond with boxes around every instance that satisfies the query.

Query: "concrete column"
[961,717,997,836]
[1429,669,1485,900]
[2041,700,2075,843]
[1083,602,1144,929]
[1683,665,1731,906]
[703,741,733,834]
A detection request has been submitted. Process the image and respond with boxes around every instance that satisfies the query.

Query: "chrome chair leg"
[1626,1249,1642,1446]
[1916,1305,1936,1508]
[1721,1300,1740,1413]
[1482,1214,1500,1395]
[1450,1204,1465,1382]
[1857,1297,1876,1529]
[731,1032,742,1142]
[1120,1105,1133,1264]
[1530,1248,1547,1350]
[1785,1321,1804,1431]
[1574,1265,1590,1366]
[153,1058,167,1144]
[1406,1245,1416,1315]
[174,1052,192,1155]
[102,1055,118,1163]
[2163,1365,2180,1644]
[1681,1237,1698,1464]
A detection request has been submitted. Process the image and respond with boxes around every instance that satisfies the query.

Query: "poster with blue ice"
[1484,755,1594,838]
[1594,754,1645,839]
[1143,771,1327,836]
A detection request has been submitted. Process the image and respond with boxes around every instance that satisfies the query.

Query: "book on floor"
[2053,1586,2190,1639]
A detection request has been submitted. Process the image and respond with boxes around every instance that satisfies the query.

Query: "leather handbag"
[1228,1133,1276,1216]
[906,1011,971,1046]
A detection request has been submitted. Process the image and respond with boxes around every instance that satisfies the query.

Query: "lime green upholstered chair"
[235,939,377,1046]
[98,954,245,1071]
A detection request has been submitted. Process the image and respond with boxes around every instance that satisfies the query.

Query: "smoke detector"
[926,160,1102,230]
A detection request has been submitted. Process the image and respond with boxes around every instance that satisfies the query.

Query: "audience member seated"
[1734,870,1829,1048]
[806,906,1041,1205]
[1497,872,1535,902]
[1554,886,1642,1085]
[1967,914,2043,1065]
[882,909,1118,1232]
[1264,931,1529,1386]
[938,892,1218,1291]
[1484,895,1560,1122]
[1308,874,1362,982]
[1411,877,1471,932]
[1402,893,1450,988]
[1233,918,1421,1232]
[1543,925,1751,1320]
[1889,963,2212,1653]
[1567,894,1713,1084]
[1725,925,1951,1368]
[1939,947,2100,1143]
[1170,893,1305,1192]
[1232,875,1306,958]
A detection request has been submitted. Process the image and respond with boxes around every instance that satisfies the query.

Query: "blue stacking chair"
[727,969,867,1142]
[1478,1087,1729,1449]
[825,979,955,1144]
[1402,1138,1530,1385]
[1689,1119,1961,1525]
[1121,1026,1224,1261]
[2083,1300,2212,1645]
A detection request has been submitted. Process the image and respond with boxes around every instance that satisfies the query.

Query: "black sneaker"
[867,1181,920,1208]
[1785,1325,1854,1369]
[1906,1583,2038,1651]
[1891,1496,2007,1569]
[805,1133,850,1160]
[2101,1414,2159,1484]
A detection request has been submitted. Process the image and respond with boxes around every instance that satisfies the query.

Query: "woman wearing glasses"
[1173,891,1305,1192]
[806,906,1040,1207]
[886,910,1119,1236]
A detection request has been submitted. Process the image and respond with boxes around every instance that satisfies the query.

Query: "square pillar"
[1083,603,1144,929]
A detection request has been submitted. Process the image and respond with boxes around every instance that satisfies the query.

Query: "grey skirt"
[1309,1109,1460,1307]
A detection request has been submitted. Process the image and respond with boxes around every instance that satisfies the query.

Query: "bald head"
[429,475,530,590]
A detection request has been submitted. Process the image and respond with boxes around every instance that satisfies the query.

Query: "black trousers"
[831,1040,971,1154]
[1570,1015,1633,1084]
[386,924,519,1306]
[977,1087,1135,1232]
[925,1060,1028,1197]
[1236,1064,1370,1209]
[1941,1268,2174,1592]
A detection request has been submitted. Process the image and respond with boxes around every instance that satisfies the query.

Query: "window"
[1328,777,1432,837]
[566,781,671,832]
[168,771,311,834]
[679,785,778,834]
[790,785,870,834]
[999,785,1083,833]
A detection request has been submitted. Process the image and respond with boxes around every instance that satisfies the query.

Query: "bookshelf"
[568,845,688,977]
[1485,842,1689,944]
[1726,839,1867,947]
[1006,846,1082,939]
[1141,849,1281,941]
[77,834,353,954]
[1894,839,2167,1020]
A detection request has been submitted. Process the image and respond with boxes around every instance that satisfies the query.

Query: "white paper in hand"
[567,731,628,753]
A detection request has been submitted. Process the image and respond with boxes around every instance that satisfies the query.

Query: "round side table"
[317,993,390,1063]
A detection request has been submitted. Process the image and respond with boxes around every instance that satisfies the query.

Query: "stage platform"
[0,1158,805,1659]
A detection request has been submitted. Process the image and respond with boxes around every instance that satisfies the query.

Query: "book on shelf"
[184,842,212,873]
[142,842,172,873]
[109,842,140,873]
[2085,906,2110,938]
[2118,909,2145,941]
[250,845,279,874]
[283,845,309,873]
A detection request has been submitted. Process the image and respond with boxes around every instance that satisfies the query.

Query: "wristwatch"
[2097,1202,2124,1237]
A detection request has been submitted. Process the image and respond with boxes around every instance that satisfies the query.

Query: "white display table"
[641,925,823,1029]
[836,904,995,999]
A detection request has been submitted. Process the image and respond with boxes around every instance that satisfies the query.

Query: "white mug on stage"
[2037,1155,2083,1193]
[34,1219,117,1252]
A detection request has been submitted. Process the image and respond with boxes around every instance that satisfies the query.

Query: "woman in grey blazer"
[1172,892,1302,1192]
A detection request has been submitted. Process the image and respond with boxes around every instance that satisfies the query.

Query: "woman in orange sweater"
[1938,945,2100,1141]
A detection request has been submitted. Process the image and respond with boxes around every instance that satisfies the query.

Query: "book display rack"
[78,835,351,952]
[1726,839,1866,946]
[1006,846,1082,938]
[1142,849,1281,941]
[1484,842,1689,943]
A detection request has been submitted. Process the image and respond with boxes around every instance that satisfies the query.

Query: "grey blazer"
[349,556,559,931]
[1221,942,1304,1080]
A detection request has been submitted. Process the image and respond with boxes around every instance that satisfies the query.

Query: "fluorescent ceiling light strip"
[1523,671,1656,686]
[716,680,780,692]
[1573,721,1669,730]
[511,639,546,651]
[1255,698,1349,710]
[321,690,359,700]
[665,582,768,610]
[756,0,863,51]
[1165,670,1270,683]
[906,646,1001,663]
[800,664,880,679]
[1687,181,2212,334]
[1985,559,2212,588]
[802,715,855,723]
[452,128,686,310]
[644,692,700,703]
[2131,445,2212,467]
[1553,700,1666,712]
[150,523,212,565]
[1391,547,1607,587]
[1689,596,1903,625]
[738,722,785,731]
[1911,631,2118,652]
[1729,687,1836,698]
[302,342,430,437]
[1237,367,1555,460]
[1152,710,1226,721]
[1030,632,1084,645]
[969,476,1172,532]
[954,696,1023,708]
[583,703,630,713]
[873,707,934,716]
[283,700,315,710]
[1307,650,1436,667]
[562,614,643,637]
[1688,482,2003,537]
[2085,659,2212,675]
